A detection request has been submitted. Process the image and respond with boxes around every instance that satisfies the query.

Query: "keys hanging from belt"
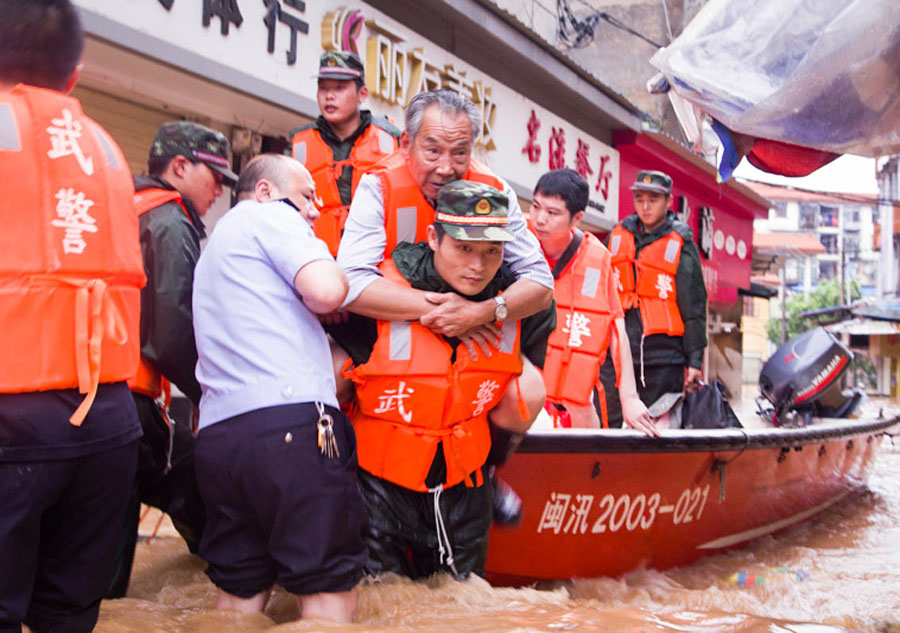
[315,402,339,459]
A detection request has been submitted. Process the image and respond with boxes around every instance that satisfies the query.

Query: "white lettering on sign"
[537,492,571,534]
[534,485,711,535]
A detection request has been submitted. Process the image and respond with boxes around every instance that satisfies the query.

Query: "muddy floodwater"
[95,402,900,633]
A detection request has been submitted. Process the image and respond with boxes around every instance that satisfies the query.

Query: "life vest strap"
[30,276,130,426]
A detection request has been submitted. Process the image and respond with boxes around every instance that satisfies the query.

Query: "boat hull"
[485,416,899,585]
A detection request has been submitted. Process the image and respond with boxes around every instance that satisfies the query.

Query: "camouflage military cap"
[630,170,672,195]
[434,181,514,242]
[318,50,364,80]
[150,121,238,186]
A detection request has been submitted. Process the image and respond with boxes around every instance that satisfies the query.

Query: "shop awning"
[854,301,900,323]
[826,318,900,336]
[739,282,778,299]
[752,232,824,275]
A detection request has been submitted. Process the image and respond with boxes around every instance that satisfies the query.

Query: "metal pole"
[780,265,786,345]
[839,235,846,305]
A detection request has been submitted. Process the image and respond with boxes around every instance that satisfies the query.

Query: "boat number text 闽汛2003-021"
[535,486,711,535]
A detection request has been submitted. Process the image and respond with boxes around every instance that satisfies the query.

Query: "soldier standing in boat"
[0,1,144,629]
[528,168,655,434]
[290,50,400,257]
[605,170,707,417]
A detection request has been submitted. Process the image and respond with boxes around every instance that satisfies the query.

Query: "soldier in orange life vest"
[330,181,552,579]
[109,121,238,598]
[336,89,554,526]
[0,2,145,630]
[604,170,707,416]
[529,169,656,434]
[290,51,399,256]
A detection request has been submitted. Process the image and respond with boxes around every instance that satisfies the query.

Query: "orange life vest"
[0,84,145,425]
[539,231,618,424]
[608,225,685,337]
[345,260,522,492]
[128,188,190,401]
[291,124,397,255]
[374,150,505,257]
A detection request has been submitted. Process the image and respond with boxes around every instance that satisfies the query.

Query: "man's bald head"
[235,154,320,225]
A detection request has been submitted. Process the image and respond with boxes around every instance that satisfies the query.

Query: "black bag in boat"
[682,380,742,429]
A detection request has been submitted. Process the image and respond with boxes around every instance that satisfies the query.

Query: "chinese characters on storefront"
[523,110,615,209]
[322,11,498,150]
[158,0,311,67]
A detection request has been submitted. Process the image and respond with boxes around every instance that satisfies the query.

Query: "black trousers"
[598,357,684,427]
[358,468,493,580]
[0,441,138,633]
[107,394,206,598]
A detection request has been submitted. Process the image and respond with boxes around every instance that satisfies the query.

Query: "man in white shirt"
[192,154,366,623]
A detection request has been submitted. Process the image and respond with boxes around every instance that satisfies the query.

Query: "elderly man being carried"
[335,89,555,528]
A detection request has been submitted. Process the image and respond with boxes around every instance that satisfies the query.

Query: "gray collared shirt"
[337,172,553,307]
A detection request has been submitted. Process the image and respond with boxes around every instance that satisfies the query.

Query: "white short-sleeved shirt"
[337,172,554,307]
[193,199,337,429]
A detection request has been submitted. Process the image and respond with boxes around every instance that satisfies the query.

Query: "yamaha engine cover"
[759,327,861,425]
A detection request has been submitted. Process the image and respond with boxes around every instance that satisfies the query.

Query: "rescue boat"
[486,328,900,585]
[485,415,898,585]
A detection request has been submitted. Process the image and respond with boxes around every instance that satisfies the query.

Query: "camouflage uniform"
[109,121,235,598]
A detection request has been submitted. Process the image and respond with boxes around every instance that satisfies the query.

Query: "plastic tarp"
[651,0,900,158]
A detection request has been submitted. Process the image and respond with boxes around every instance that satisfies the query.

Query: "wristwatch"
[493,295,509,321]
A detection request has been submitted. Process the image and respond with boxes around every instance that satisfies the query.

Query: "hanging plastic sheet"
[650,0,900,161]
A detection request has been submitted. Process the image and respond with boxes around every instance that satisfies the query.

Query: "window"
[772,201,788,219]
[820,205,839,228]
[819,260,838,279]
[742,296,755,317]
[820,234,839,254]
[799,202,817,230]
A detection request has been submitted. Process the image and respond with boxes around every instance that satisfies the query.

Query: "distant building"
[875,156,900,297]
[744,181,880,297]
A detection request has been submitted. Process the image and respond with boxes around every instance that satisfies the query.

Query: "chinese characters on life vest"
[47,109,97,255]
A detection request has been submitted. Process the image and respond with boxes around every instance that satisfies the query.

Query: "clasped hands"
[419,291,500,360]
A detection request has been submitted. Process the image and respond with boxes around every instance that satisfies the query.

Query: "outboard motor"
[758,327,865,426]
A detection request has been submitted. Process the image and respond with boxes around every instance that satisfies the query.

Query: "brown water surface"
[97,401,900,633]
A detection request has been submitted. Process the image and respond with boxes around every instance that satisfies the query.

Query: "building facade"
[72,0,645,232]
[747,181,880,297]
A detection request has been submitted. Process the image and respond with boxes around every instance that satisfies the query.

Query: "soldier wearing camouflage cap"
[290,50,399,255]
[327,178,555,581]
[433,180,516,243]
[605,168,708,421]
[149,120,238,187]
[108,119,231,596]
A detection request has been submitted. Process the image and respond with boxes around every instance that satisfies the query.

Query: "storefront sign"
[321,5,620,223]
[75,0,619,221]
